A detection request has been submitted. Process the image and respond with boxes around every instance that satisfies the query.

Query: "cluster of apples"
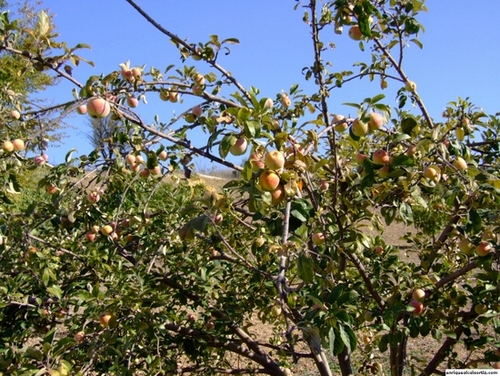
[119,62,143,83]
[2,139,25,152]
[409,288,425,316]
[246,149,287,206]
[124,151,166,177]
[76,97,111,119]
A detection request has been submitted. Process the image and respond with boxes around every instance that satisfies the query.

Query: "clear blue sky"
[14,1,500,165]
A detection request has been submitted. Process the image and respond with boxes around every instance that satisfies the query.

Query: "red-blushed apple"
[99,312,115,327]
[76,104,87,115]
[127,96,139,108]
[192,105,202,117]
[87,191,100,203]
[319,179,329,190]
[85,232,96,242]
[140,168,150,179]
[270,184,285,206]
[355,153,367,164]
[372,150,389,165]
[406,80,417,92]
[213,213,223,224]
[131,67,142,79]
[12,139,24,151]
[2,140,14,152]
[493,362,500,369]
[169,91,179,103]
[378,165,390,178]
[101,225,114,236]
[476,241,492,257]
[158,150,168,161]
[409,300,424,315]
[87,97,111,118]
[368,112,385,131]
[423,165,441,182]
[348,25,365,40]
[259,170,280,191]
[10,110,21,119]
[45,184,57,194]
[125,154,136,165]
[412,288,425,301]
[453,156,467,171]
[406,145,417,157]
[74,331,85,343]
[149,166,161,176]
[265,150,285,170]
[249,153,265,172]
[281,93,291,107]
[312,232,325,246]
[351,118,368,137]
[229,138,248,156]
[374,246,383,255]
[121,69,134,81]
[33,155,46,165]
[264,97,274,109]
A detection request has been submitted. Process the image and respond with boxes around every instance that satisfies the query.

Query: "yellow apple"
[351,118,368,137]
[406,80,417,92]
[423,165,441,182]
[453,156,467,171]
[2,140,13,152]
[265,150,285,170]
[101,225,114,236]
[99,312,115,327]
[412,288,425,301]
[459,238,473,255]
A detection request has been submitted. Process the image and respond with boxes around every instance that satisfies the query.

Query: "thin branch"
[124,0,251,102]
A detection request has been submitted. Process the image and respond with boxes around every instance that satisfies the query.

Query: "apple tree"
[1,0,500,375]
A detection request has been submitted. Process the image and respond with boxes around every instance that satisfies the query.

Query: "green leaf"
[338,324,351,353]
[401,117,418,135]
[221,37,240,44]
[467,208,482,234]
[328,327,335,355]
[46,285,63,300]
[297,253,314,283]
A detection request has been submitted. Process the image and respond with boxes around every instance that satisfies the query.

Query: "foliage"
[0,1,500,376]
